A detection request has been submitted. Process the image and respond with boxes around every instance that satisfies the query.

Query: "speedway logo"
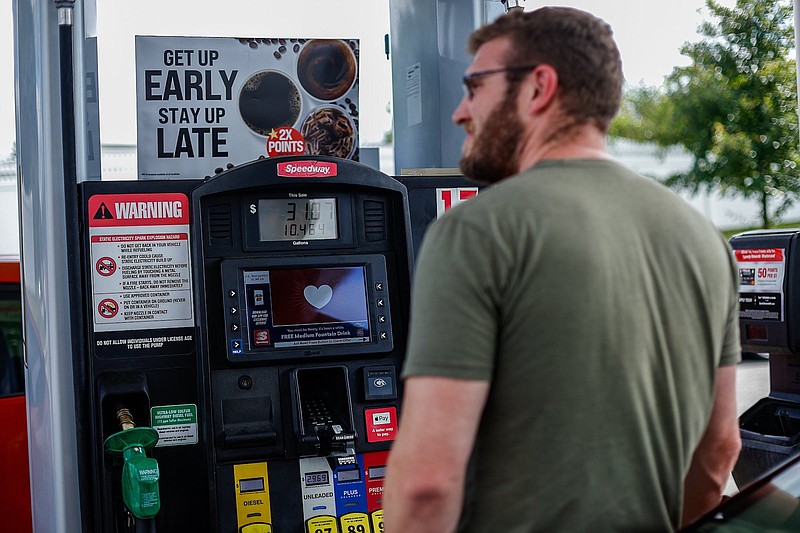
[277,160,338,178]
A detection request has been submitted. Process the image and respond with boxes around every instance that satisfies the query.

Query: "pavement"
[736,357,771,417]
[725,357,771,495]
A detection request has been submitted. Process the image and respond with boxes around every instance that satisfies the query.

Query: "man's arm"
[681,364,741,526]
[383,376,490,533]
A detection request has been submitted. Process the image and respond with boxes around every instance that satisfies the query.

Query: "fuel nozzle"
[103,408,161,520]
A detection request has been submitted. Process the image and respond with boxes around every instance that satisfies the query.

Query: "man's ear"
[524,65,559,114]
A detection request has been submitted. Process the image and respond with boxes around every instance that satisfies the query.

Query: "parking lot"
[725,357,770,495]
[737,358,770,417]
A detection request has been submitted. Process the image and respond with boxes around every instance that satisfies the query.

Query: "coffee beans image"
[297,40,358,101]
[239,70,303,136]
[301,106,356,159]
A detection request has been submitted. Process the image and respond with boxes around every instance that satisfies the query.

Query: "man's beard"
[458,97,523,185]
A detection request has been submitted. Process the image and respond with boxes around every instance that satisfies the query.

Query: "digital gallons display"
[243,266,370,349]
[258,198,338,241]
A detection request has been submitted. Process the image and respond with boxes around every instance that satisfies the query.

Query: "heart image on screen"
[304,284,333,309]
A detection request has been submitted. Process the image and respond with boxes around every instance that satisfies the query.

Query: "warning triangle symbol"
[94,203,114,220]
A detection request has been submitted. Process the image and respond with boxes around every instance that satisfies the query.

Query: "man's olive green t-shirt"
[402,159,741,532]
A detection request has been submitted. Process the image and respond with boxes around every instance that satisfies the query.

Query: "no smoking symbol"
[98,298,119,318]
[96,257,117,276]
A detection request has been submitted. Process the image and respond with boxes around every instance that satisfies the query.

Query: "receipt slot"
[193,156,412,531]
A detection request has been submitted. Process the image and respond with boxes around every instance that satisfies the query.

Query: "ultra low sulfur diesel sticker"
[151,404,198,446]
[88,193,194,333]
[735,248,786,321]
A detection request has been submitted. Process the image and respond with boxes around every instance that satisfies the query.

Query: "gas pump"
[729,229,800,487]
[193,156,411,532]
[76,155,412,531]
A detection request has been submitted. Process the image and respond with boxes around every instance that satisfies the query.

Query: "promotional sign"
[136,36,360,179]
[735,247,786,322]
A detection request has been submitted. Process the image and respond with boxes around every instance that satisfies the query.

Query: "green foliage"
[609,0,800,227]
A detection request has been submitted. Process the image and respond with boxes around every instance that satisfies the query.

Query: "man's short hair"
[468,7,623,132]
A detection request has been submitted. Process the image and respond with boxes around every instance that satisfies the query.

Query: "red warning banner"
[88,193,190,227]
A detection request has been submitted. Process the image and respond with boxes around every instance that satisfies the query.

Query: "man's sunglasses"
[461,64,539,99]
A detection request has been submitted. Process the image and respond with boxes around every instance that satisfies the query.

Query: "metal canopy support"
[12,0,95,530]
[388,0,506,172]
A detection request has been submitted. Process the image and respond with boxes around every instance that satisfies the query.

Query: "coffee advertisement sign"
[135,36,359,180]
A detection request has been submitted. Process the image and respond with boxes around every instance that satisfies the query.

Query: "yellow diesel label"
[306,514,339,533]
[234,463,272,529]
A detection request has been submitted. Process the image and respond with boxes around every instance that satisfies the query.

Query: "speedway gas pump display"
[220,256,392,360]
[75,155,412,532]
[257,198,339,241]
[193,155,412,532]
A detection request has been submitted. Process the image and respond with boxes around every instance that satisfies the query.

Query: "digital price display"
[258,198,338,241]
[239,477,265,493]
[305,471,330,487]
[337,468,361,482]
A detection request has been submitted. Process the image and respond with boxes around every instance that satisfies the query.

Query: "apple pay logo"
[371,411,392,426]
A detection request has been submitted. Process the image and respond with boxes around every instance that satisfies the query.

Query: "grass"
[722,220,800,240]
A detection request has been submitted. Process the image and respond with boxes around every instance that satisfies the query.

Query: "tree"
[609,0,799,228]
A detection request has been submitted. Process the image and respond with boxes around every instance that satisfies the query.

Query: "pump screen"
[239,477,265,493]
[243,266,370,349]
[258,198,338,241]
[305,471,330,487]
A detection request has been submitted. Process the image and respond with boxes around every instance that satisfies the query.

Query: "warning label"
[151,404,198,447]
[89,193,194,333]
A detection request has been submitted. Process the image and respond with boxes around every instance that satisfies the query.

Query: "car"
[0,256,31,532]
[682,452,800,531]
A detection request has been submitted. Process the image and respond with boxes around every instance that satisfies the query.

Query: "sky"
[0,0,738,162]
